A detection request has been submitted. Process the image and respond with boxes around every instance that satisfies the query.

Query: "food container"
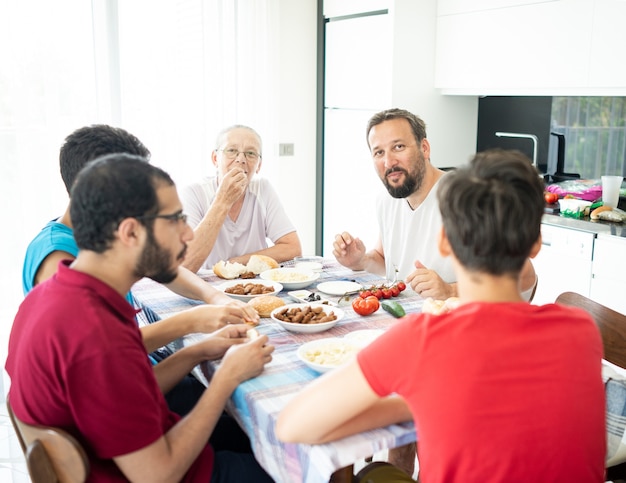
[558,198,592,219]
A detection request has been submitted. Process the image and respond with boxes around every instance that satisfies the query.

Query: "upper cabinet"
[435,0,626,95]
[588,0,626,90]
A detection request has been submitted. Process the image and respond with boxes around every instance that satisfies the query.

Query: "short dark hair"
[366,108,427,148]
[60,125,151,194]
[70,153,173,253]
[437,149,544,276]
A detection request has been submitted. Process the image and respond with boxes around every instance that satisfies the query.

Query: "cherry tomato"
[390,286,400,297]
[396,281,407,292]
[544,192,558,204]
[352,295,380,316]
[372,289,383,300]
[360,290,372,299]
[381,288,393,299]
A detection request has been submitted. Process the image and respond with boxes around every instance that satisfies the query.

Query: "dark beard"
[134,226,181,284]
[382,150,426,198]
[383,160,425,199]
[384,167,418,198]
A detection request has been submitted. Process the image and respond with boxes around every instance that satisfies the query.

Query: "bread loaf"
[246,254,279,274]
[213,254,279,279]
[213,260,248,279]
[422,297,460,315]
[590,205,613,220]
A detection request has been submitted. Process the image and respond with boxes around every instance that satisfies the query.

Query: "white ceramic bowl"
[215,279,283,302]
[271,303,344,333]
[297,337,361,373]
[294,256,324,272]
[344,329,385,348]
[260,267,320,290]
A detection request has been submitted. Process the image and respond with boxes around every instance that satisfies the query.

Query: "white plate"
[287,290,337,306]
[297,337,361,373]
[215,280,283,301]
[316,281,362,296]
[260,267,319,290]
[271,303,344,333]
[344,329,385,347]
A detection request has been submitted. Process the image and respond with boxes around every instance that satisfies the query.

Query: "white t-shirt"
[181,176,296,269]
[376,177,455,283]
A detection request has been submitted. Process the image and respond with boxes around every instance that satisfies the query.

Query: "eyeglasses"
[136,211,188,224]
[218,148,261,162]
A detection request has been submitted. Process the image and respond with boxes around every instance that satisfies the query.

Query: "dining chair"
[555,291,626,482]
[6,396,90,483]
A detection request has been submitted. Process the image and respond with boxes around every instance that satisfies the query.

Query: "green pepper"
[381,300,405,318]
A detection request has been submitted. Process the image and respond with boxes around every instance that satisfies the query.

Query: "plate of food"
[297,337,361,373]
[271,303,344,333]
[215,280,283,302]
[316,280,362,296]
[260,267,319,290]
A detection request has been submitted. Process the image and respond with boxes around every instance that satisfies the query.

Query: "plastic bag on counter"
[546,179,603,202]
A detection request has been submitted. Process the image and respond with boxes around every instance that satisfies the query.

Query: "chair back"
[6,396,90,483]
[555,291,626,368]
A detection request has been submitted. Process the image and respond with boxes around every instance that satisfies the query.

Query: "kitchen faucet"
[495,132,538,168]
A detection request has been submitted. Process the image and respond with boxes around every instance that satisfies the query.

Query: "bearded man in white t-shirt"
[333,108,537,301]
[332,108,538,478]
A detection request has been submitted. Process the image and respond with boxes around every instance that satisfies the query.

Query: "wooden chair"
[555,291,626,482]
[6,396,90,483]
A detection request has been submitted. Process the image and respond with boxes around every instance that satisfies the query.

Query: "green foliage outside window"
[551,97,626,178]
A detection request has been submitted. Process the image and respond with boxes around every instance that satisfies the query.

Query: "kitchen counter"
[542,214,626,238]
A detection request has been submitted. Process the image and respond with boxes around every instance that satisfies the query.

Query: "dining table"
[131,258,423,483]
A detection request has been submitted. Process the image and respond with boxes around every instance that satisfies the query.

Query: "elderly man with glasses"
[181,124,301,272]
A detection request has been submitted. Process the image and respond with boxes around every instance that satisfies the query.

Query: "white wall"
[266,0,318,257]
[391,0,478,167]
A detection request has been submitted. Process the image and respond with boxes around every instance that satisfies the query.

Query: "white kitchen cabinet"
[435,0,626,95]
[588,0,626,89]
[590,235,626,314]
[532,223,595,306]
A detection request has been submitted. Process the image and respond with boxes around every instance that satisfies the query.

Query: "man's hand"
[405,260,456,299]
[332,232,366,270]
[218,330,275,383]
[214,167,249,207]
[185,304,259,333]
[224,300,260,325]
[191,324,253,360]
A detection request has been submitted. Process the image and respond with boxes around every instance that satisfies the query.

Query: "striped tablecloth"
[131,259,422,483]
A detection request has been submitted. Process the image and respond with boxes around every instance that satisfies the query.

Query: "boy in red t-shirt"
[277,149,606,482]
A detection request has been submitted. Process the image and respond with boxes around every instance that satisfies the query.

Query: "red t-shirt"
[358,302,606,483]
[6,261,213,482]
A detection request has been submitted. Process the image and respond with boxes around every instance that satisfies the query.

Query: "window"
[551,97,626,179]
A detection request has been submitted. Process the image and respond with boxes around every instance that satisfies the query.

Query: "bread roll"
[590,205,613,220]
[246,254,279,274]
[247,295,286,318]
[213,260,247,279]
[212,255,279,279]
[247,328,260,340]
[422,297,460,315]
